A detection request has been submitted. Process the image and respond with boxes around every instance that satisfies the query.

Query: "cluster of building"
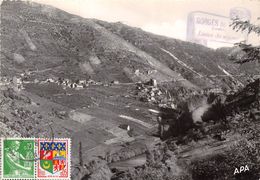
[55,78,102,89]
[13,77,24,91]
[1,75,101,91]
[0,76,24,91]
[0,76,11,86]
[58,79,85,89]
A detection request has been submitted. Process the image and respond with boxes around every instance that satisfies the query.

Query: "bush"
[191,140,260,180]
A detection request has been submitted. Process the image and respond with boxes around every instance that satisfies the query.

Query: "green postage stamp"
[0,138,71,180]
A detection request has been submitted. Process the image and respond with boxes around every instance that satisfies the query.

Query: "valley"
[1,1,260,180]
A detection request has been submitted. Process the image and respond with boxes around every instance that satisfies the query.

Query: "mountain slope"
[1,1,258,90]
[1,1,197,89]
[95,20,259,88]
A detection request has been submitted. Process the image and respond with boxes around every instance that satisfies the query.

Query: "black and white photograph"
[0,0,260,179]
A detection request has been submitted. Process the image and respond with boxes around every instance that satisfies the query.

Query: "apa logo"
[233,165,249,175]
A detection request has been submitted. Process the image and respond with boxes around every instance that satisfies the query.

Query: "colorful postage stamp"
[2,138,35,179]
[37,139,70,179]
[0,138,71,180]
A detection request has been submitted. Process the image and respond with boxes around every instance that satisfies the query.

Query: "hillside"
[1,0,193,89]
[1,1,258,90]
[94,20,260,87]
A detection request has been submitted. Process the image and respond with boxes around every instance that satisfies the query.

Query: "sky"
[32,0,260,48]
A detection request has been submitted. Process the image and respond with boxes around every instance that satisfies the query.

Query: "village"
[0,73,116,92]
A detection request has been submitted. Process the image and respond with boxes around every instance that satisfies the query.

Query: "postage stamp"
[0,138,71,180]
[37,139,70,179]
[2,138,35,179]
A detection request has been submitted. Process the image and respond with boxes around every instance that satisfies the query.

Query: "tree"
[230,18,260,64]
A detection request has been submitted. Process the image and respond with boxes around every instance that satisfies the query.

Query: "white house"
[75,84,84,89]
[78,80,86,85]
[46,78,55,83]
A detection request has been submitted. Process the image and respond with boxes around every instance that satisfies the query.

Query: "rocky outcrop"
[158,79,260,140]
